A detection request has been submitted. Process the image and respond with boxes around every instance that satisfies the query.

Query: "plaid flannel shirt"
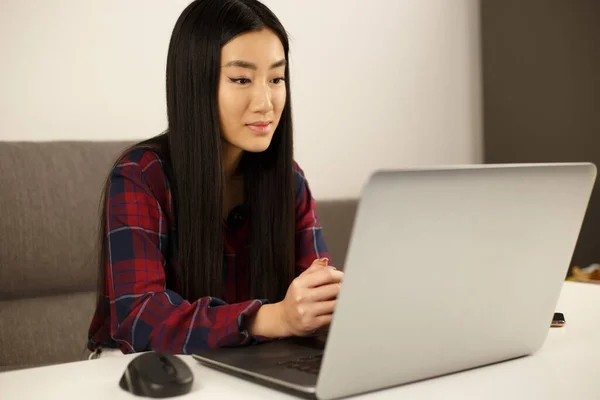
[88,146,332,354]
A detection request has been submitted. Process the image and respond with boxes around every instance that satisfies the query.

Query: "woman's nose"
[249,84,273,114]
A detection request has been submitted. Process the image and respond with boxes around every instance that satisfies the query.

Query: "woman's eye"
[272,77,285,84]
[229,78,251,85]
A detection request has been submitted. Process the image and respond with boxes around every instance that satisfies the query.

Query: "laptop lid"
[316,163,596,400]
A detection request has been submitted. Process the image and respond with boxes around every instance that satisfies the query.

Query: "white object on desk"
[1,282,599,399]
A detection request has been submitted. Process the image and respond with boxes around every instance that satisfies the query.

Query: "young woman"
[87,0,343,357]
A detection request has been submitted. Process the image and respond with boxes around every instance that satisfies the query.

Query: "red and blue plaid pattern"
[88,146,331,354]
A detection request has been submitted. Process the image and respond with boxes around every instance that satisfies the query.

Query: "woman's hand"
[247,258,343,338]
[276,258,344,337]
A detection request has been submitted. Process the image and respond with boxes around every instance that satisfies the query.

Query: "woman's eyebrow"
[223,59,287,70]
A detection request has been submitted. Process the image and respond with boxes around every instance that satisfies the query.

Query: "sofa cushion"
[0,291,96,369]
[0,141,132,300]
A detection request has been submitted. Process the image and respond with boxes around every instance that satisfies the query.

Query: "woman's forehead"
[221,29,285,68]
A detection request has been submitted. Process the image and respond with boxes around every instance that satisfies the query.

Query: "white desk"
[2,282,599,400]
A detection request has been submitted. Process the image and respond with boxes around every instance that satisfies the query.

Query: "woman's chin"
[240,137,273,153]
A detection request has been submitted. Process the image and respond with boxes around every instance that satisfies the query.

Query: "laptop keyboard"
[277,354,323,375]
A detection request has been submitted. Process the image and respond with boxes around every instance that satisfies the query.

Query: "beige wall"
[0,0,482,200]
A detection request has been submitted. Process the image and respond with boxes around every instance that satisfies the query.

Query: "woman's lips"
[246,122,272,134]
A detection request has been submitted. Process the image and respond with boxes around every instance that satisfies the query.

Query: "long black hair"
[165,0,295,302]
[95,0,295,314]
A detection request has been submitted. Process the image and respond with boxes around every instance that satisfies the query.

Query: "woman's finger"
[301,268,343,288]
[308,299,337,316]
[313,314,334,329]
[305,283,340,302]
[301,258,330,275]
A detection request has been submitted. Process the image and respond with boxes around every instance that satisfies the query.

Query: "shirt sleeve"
[293,162,333,274]
[105,154,263,354]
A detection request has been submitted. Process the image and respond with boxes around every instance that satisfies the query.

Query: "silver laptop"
[193,163,596,400]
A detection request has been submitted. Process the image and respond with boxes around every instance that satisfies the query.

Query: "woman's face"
[218,29,287,154]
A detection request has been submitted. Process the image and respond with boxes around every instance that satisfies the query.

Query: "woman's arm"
[104,153,267,354]
[246,303,287,337]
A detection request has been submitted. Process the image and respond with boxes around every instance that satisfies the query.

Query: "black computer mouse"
[119,352,194,398]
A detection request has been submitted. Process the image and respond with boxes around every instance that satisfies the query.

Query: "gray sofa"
[0,141,357,372]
